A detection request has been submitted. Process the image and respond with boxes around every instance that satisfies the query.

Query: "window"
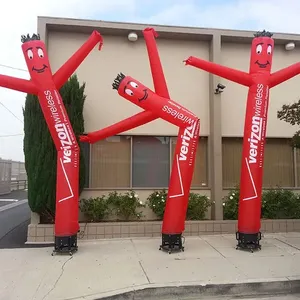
[222,137,295,188]
[132,136,170,188]
[90,136,131,188]
[171,136,208,188]
[88,135,208,189]
[80,142,90,188]
[222,137,242,188]
[263,138,294,187]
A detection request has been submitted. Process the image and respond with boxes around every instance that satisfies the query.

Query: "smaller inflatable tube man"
[81,28,200,253]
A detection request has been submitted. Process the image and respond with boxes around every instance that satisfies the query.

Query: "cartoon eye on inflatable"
[267,45,272,55]
[256,44,262,54]
[130,82,138,88]
[37,48,44,58]
[125,89,134,96]
[27,49,33,59]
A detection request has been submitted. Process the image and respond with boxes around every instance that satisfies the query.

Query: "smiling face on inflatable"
[21,34,52,83]
[123,80,149,102]
[112,73,152,103]
[249,30,274,74]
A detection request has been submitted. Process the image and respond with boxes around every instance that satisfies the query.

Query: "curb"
[94,279,300,300]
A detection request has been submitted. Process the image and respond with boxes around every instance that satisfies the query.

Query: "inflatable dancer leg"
[185,30,300,251]
[80,28,165,144]
[55,127,79,237]
[0,31,104,254]
[161,120,200,253]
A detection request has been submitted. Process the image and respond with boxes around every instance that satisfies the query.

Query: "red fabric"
[185,33,300,234]
[117,75,198,128]
[237,36,274,233]
[0,75,36,94]
[238,79,269,233]
[184,56,252,87]
[0,32,102,237]
[162,120,200,234]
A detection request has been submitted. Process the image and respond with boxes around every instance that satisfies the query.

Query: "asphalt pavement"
[0,190,30,249]
[210,296,300,300]
[182,295,300,299]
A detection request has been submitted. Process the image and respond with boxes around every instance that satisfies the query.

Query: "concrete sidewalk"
[1,233,300,300]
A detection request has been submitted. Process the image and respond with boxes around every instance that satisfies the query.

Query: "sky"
[1,0,300,162]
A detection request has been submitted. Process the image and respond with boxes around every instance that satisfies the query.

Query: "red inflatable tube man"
[185,30,300,251]
[81,28,200,253]
[0,31,103,254]
[112,72,200,253]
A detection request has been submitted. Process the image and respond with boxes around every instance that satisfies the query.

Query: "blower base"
[52,234,78,256]
[236,231,261,253]
[159,233,184,254]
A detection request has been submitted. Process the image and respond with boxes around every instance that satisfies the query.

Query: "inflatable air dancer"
[112,72,200,253]
[81,28,200,253]
[0,31,103,255]
[185,30,300,251]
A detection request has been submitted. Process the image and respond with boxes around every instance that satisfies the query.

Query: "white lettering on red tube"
[248,83,263,165]
[162,104,194,125]
[168,121,198,199]
[44,90,72,164]
[179,123,195,161]
[243,83,268,201]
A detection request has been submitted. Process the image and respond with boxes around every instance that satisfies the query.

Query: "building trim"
[208,34,223,220]
[38,16,300,44]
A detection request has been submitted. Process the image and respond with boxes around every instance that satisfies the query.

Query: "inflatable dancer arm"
[184,56,252,87]
[80,110,155,143]
[112,73,198,128]
[80,27,170,144]
[143,27,170,98]
[0,74,36,94]
[53,31,103,89]
[269,62,300,88]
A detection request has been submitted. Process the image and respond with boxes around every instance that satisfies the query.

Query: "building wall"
[46,26,300,221]
[47,32,210,136]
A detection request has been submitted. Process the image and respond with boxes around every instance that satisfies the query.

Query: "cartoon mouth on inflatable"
[138,89,148,102]
[255,61,270,68]
[32,65,48,73]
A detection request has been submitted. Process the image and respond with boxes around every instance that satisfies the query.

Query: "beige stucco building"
[38,16,300,221]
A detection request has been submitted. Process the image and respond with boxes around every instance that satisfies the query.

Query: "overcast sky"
[0,0,300,162]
